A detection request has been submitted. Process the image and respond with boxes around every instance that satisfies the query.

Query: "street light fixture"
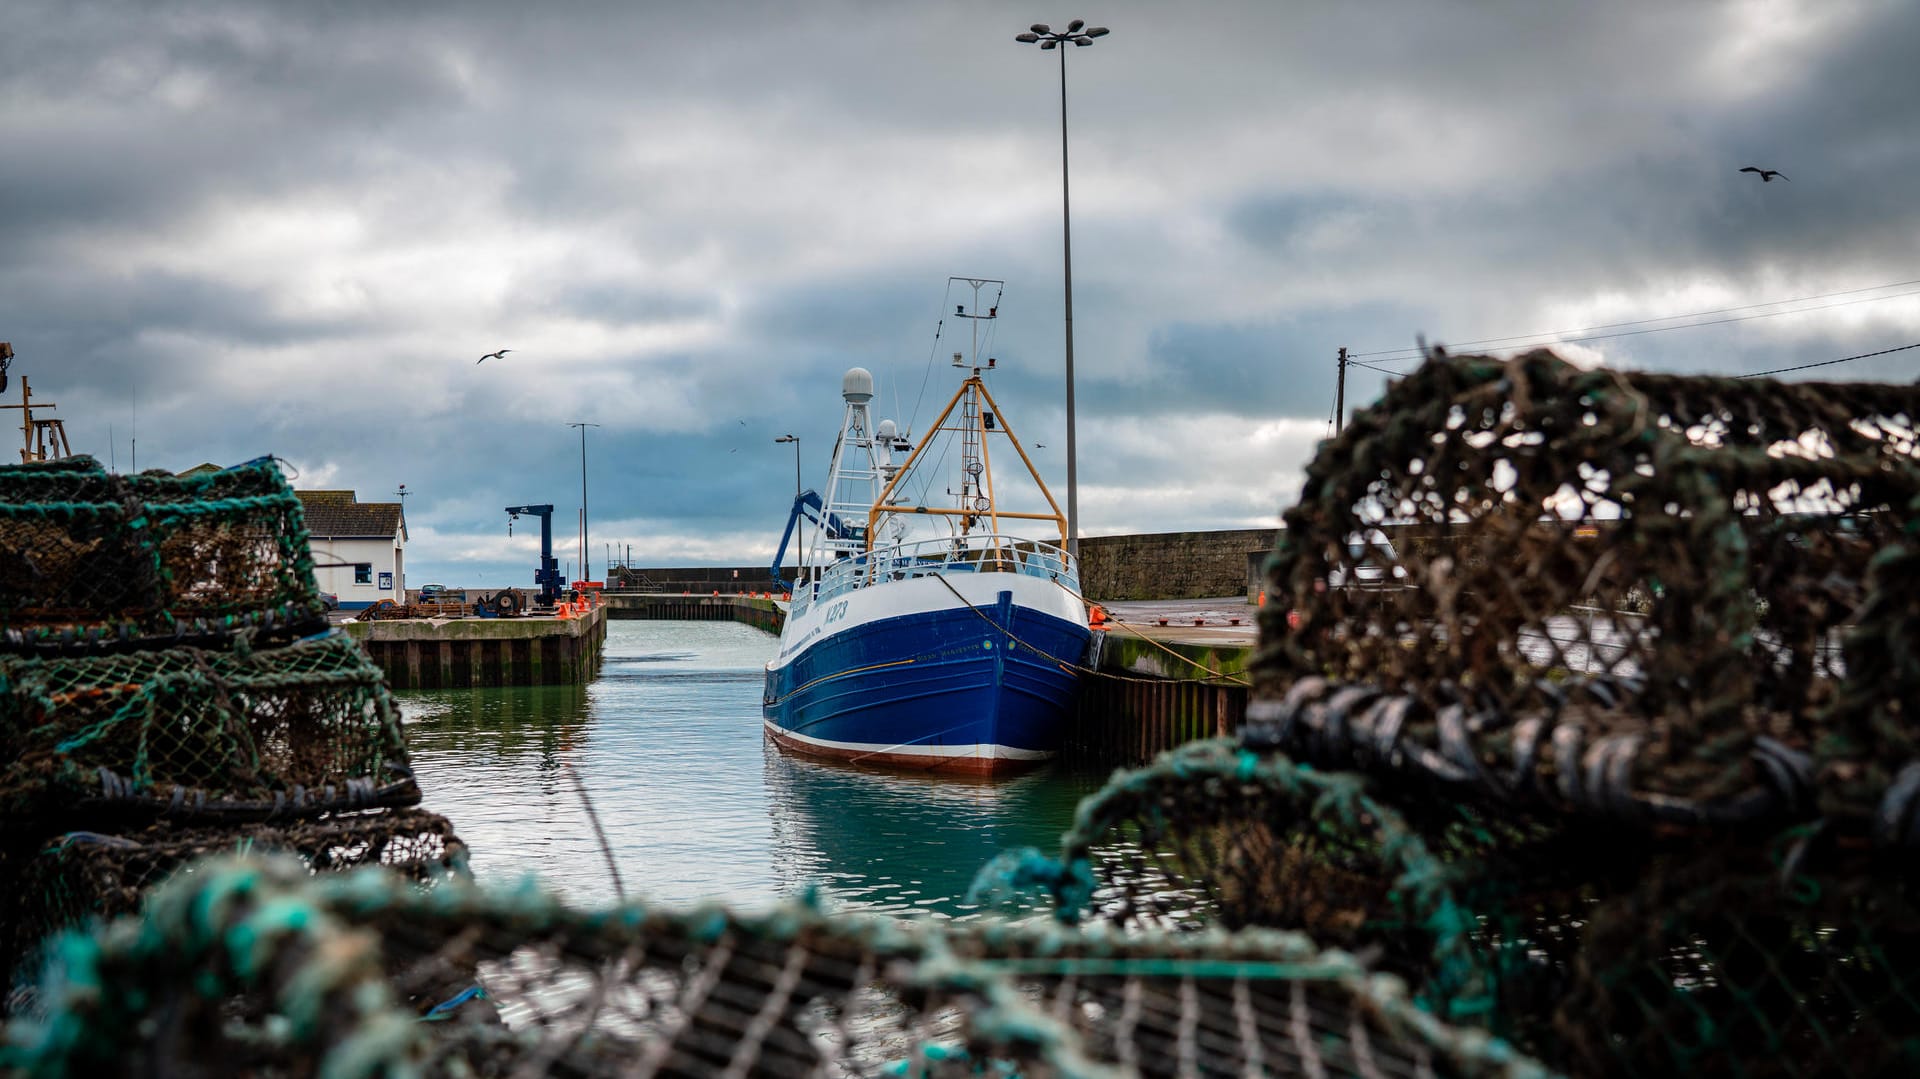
[568,422,601,582]
[1015,18,1108,561]
[775,434,803,576]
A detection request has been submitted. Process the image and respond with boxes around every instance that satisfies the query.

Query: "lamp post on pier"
[775,434,803,575]
[1015,18,1108,561]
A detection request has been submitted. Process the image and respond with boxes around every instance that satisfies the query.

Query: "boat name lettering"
[823,600,851,625]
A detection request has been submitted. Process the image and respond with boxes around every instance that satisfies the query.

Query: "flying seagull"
[477,349,512,364]
[1739,167,1789,182]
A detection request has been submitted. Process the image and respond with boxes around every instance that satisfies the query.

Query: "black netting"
[2,808,466,998]
[0,456,326,651]
[1552,836,1920,1077]
[1253,350,1920,828]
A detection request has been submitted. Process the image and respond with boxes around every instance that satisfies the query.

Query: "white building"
[296,490,407,609]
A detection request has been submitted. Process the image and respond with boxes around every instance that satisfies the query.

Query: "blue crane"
[506,504,566,606]
[769,489,862,591]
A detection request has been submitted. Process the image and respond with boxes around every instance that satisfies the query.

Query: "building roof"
[296,490,406,541]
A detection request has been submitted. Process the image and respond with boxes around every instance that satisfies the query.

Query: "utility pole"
[1335,347,1349,436]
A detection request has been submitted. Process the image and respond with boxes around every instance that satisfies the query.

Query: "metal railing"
[795,535,1076,613]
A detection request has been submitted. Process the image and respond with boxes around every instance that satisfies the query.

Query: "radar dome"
[842,367,874,403]
[877,419,898,440]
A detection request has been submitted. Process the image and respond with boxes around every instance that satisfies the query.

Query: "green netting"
[0,630,419,830]
[0,456,326,651]
[1254,350,1920,824]
[0,807,467,1003]
[968,740,1497,1025]
[0,854,1551,1078]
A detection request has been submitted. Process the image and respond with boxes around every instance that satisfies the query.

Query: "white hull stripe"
[762,719,1052,761]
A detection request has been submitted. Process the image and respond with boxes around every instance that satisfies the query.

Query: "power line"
[1341,339,1918,384]
[1734,342,1920,379]
[1349,359,1410,377]
[1354,277,1920,360]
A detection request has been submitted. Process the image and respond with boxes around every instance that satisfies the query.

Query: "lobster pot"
[2,809,467,993]
[978,737,1920,1076]
[0,631,419,832]
[1257,350,1920,822]
[969,740,1498,1019]
[0,456,326,651]
[6,855,1549,1079]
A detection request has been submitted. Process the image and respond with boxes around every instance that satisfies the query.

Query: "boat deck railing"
[797,535,1075,613]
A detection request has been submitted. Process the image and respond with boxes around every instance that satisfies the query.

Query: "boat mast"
[950,278,1002,539]
[864,278,1068,551]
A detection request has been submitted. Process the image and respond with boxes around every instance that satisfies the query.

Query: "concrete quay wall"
[603,593,785,633]
[342,605,608,689]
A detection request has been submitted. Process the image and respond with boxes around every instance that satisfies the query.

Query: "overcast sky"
[5,0,1917,586]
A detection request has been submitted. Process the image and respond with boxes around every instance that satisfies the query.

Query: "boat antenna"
[950,277,1004,368]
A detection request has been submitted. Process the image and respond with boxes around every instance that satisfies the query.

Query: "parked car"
[319,591,339,610]
[1326,530,1409,589]
[418,583,450,598]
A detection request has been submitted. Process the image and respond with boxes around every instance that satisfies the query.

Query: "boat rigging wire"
[906,280,955,439]
[563,761,626,903]
[928,571,1252,688]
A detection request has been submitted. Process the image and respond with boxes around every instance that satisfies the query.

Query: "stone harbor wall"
[1077,528,1278,601]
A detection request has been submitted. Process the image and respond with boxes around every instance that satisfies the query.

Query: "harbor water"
[404,619,1111,915]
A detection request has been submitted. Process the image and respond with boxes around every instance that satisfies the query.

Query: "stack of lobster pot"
[979,350,1920,1077]
[0,455,466,1005]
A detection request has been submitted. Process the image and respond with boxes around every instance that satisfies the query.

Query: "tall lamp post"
[775,434,803,575]
[568,421,600,582]
[1015,18,1108,561]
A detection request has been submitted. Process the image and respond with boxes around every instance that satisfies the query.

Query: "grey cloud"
[7,0,1918,581]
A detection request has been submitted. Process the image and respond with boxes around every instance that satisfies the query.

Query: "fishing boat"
[762,280,1091,775]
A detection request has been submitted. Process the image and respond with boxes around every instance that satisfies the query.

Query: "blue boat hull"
[763,596,1089,774]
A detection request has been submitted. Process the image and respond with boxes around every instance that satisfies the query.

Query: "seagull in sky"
[477,349,512,364]
[1739,167,1789,182]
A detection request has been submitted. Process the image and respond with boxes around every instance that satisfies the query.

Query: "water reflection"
[401,620,1109,917]
[404,684,592,762]
[764,746,1105,918]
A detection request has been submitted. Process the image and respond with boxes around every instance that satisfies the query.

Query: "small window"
[354,564,373,584]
